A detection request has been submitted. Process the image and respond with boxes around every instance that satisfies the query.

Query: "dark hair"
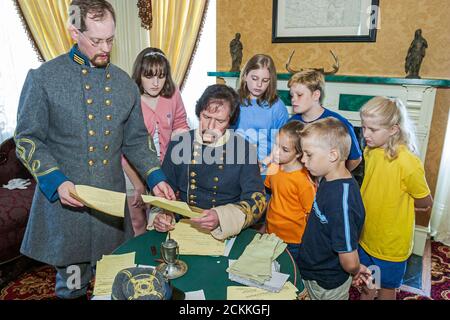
[280,120,304,156]
[69,0,116,32]
[132,48,176,98]
[195,85,240,126]
[238,54,278,107]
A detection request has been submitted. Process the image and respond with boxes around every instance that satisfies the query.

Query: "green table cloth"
[113,228,303,300]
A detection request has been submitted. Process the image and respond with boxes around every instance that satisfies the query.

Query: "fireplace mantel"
[209,71,450,256]
[209,72,450,163]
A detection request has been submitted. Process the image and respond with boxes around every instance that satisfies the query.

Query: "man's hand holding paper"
[153,211,176,232]
[190,209,219,231]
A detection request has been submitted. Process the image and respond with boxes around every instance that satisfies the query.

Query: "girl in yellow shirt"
[264,121,316,262]
[359,97,433,300]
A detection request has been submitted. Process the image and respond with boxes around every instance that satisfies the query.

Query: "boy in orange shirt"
[264,121,316,261]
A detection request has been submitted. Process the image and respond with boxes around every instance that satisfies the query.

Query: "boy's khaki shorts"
[303,276,352,300]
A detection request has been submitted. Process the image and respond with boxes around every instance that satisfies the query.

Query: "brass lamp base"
[156,260,188,280]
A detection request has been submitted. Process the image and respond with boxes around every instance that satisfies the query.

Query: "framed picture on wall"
[272,0,379,43]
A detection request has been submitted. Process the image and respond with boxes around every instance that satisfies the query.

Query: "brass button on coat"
[213,177,219,182]
[190,185,196,190]
[88,114,95,120]
[102,159,109,165]
[105,86,111,92]
[82,69,88,75]
[106,115,112,121]
[190,172,197,177]
[88,160,95,166]
[85,84,91,90]
[105,130,111,136]
[104,145,110,152]
[105,99,112,106]
[106,73,111,79]
[89,146,95,152]
[89,130,95,136]
[87,98,93,105]
[191,179,196,184]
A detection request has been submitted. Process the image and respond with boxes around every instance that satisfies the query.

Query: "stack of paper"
[227,281,299,300]
[228,260,289,292]
[93,252,136,297]
[169,220,226,256]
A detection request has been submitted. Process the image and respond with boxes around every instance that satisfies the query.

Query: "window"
[181,0,217,129]
[0,0,41,142]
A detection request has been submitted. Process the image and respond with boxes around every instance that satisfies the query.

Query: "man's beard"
[90,53,110,68]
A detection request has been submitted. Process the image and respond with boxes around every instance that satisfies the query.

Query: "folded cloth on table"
[227,233,287,284]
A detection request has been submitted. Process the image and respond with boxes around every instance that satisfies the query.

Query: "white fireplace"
[209,72,450,256]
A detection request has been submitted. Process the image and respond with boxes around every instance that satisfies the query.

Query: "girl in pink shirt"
[123,47,190,235]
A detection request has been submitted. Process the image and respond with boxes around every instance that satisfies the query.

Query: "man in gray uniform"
[14,0,173,299]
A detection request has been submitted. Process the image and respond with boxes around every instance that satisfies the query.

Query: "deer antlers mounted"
[286,50,340,75]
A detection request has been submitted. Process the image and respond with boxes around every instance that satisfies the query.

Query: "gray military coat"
[15,51,160,266]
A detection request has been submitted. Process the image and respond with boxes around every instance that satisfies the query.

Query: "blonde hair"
[288,70,325,104]
[299,117,351,161]
[238,54,278,106]
[360,96,418,159]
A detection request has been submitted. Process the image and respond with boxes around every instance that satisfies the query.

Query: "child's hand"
[352,264,373,287]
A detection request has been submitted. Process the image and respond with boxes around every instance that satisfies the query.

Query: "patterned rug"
[349,241,450,300]
[1,241,449,300]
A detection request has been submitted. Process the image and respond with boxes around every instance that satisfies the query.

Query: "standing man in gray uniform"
[14,0,174,299]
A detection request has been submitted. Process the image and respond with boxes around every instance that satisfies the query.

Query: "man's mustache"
[92,53,110,60]
[202,129,220,142]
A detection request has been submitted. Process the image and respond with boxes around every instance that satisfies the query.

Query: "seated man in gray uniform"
[14,0,173,299]
[150,84,267,240]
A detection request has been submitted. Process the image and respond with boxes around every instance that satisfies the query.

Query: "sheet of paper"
[223,237,236,257]
[71,185,126,217]
[185,290,206,300]
[91,295,111,300]
[169,219,226,256]
[93,252,136,296]
[227,281,298,300]
[142,195,203,219]
[228,260,289,292]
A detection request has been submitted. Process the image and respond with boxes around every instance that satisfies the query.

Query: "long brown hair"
[238,54,278,107]
[132,47,176,98]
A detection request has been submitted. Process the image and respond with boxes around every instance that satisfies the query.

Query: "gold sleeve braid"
[15,137,59,179]
[236,192,267,228]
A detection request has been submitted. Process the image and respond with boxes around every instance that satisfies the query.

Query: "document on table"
[141,195,203,219]
[228,260,289,292]
[227,281,298,300]
[93,252,136,297]
[70,185,126,217]
[169,219,226,256]
[185,290,206,300]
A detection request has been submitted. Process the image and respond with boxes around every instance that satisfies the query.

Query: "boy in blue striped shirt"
[297,118,370,300]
